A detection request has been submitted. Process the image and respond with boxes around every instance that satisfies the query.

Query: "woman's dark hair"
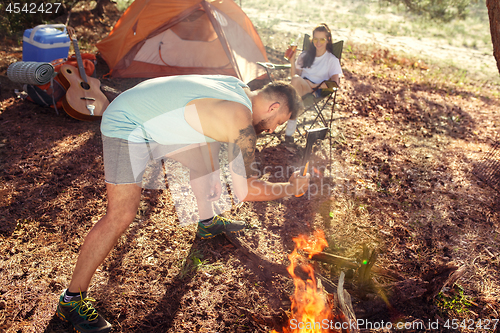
[301,23,334,69]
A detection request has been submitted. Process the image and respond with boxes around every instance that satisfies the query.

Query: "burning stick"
[273,230,355,333]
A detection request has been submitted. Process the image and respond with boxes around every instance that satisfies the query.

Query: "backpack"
[26,54,97,112]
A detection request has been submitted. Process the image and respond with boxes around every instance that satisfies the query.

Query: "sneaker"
[197,215,246,239]
[56,290,112,333]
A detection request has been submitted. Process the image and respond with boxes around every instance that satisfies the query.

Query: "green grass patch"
[435,284,473,314]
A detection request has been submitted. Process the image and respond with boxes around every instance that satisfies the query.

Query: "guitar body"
[58,64,109,121]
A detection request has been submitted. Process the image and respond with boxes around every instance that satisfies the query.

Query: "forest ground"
[0,1,499,332]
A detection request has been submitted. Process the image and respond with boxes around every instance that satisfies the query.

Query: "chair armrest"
[311,80,339,94]
[324,80,339,91]
[256,62,291,70]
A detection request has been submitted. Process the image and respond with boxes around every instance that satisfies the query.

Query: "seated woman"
[285,23,342,143]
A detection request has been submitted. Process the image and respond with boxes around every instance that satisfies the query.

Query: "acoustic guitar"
[58,27,109,121]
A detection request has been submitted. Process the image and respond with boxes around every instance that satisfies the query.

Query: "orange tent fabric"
[96,0,268,83]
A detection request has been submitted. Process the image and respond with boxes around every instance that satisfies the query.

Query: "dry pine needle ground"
[1,3,500,332]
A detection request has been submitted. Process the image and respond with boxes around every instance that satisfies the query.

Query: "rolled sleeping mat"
[7,61,55,85]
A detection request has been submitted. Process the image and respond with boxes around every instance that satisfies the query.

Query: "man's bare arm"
[228,123,309,202]
[230,125,258,178]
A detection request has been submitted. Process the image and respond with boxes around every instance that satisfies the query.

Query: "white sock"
[63,290,81,302]
[285,119,297,136]
[200,216,215,227]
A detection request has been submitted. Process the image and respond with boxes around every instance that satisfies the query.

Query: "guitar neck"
[72,38,88,83]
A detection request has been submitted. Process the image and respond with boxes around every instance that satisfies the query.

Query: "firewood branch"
[307,251,404,281]
[225,233,288,279]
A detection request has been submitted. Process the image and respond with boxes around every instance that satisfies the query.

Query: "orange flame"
[272,230,334,333]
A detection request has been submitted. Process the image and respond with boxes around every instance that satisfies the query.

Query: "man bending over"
[56,74,310,332]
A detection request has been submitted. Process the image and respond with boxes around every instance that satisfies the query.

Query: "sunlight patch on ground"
[242,0,497,83]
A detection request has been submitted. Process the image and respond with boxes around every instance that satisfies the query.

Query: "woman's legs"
[291,75,313,97]
[285,76,312,139]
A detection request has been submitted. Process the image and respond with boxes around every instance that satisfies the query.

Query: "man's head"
[252,81,303,134]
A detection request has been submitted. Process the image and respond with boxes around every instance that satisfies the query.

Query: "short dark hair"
[260,81,302,119]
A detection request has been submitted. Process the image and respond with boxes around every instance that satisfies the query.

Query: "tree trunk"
[487,0,500,74]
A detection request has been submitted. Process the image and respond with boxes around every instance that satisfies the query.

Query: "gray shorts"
[102,135,187,185]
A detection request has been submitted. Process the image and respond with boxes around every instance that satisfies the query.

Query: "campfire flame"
[273,230,335,333]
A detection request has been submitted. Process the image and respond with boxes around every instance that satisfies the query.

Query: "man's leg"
[167,144,245,238]
[68,183,142,292]
[167,144,217,220]
[57,183,142,333]
[189,168,217,220]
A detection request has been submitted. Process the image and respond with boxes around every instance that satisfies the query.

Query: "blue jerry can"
[23,24,71,62]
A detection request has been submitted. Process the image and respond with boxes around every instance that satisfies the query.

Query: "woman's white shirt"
[296,51,342,84]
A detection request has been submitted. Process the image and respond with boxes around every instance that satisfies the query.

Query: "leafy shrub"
[1,0,74,37]
[383,0,475,22]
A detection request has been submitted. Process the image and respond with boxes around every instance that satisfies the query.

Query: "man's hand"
[288,170,311,196]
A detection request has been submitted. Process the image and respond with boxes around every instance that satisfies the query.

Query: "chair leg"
[316,105,329,127]
[327,90,339,181]
[265,67,273,83]
[308,100,330,131]
[296,90,338,139]
[308,108,323,131]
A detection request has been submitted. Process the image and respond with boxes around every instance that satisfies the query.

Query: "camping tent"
[96,0,268,83]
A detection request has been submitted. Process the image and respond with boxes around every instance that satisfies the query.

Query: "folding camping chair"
[257,34,344,138]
